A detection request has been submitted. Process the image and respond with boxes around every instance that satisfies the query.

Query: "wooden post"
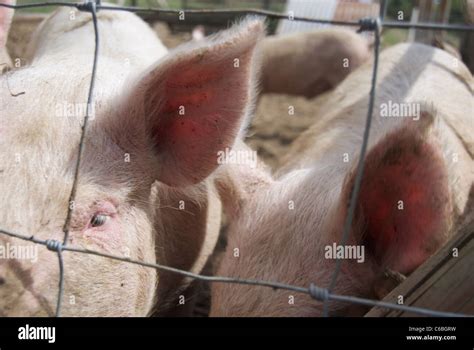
[366,221,474,317]
[438,0,452,23]
[415,0,435,44]
[461,0,474,73]
[436,0,451,39]
[407,7,419,42]
[379,0,388,20]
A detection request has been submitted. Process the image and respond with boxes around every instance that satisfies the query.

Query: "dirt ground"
[6,15,321,316]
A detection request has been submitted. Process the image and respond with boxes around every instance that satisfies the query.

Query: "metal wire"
[1,2,473,31]
[323,17,382,318]
[62,0,99,246]
[324,0,388,318]
[0,0,472,318]
[0,227,469,318]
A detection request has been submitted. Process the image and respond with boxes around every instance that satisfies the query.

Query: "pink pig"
[211,43,473,316]
[260,28,371,98]
[0,6,264,316]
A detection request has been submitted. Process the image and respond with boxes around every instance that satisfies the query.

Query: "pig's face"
[211,115,456,317]
[0,104,159,316]
[0,16,264,316]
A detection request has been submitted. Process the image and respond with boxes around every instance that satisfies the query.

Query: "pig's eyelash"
[90,214,109,227]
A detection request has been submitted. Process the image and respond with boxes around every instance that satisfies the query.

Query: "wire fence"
[0,0,473,318]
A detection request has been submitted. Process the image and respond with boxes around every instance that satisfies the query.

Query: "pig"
[0,0,14,73]
[0,5,264,316]
[260,28,371,98]
[211,43,473,316]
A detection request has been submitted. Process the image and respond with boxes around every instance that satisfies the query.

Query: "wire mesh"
[0,0,472,318]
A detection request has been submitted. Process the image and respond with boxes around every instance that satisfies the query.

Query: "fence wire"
[0,0,473,319]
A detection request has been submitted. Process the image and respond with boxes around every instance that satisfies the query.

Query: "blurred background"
[11,0,472,46]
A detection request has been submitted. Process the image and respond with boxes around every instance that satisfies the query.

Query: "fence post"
[461,0,474,73]
[433,0,451,40]
[407,7,419,42]
[379,0,388,20]
[414,0,434,44]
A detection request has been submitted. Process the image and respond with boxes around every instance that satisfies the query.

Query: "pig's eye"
[90,214,108,227]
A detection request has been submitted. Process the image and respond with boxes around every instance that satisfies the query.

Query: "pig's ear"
[214,140,273,220]
[129,18,263,187]
[340,112,452,274]
[0,0,14,49]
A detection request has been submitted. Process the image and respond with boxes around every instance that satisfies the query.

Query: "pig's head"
[0,17,263,316]
[211,112,458,316]
[0,0,14,73]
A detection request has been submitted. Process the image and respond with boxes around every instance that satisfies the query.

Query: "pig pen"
[4,13,473,318]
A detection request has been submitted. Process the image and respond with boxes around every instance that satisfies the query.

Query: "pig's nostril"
[0,277,5,286]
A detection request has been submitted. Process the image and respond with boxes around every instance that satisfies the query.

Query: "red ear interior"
[353,124,452,274]
[141,20,263,187]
